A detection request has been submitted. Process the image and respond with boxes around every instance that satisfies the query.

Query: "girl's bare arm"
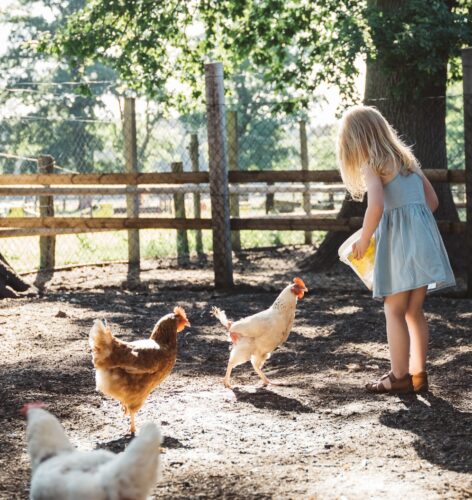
[352,167,384,259]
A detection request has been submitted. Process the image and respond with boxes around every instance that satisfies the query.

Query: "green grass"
[0,229,326,272]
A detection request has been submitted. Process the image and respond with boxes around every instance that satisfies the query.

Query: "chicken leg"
[129,412,136,435]
[251,354,270,386]
[224,361,235,388]
[223,340,253,388]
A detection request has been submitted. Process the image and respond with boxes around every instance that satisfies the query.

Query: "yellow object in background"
[338,229,376,290]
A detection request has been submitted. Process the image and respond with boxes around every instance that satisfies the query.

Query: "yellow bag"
[338,229,376,290]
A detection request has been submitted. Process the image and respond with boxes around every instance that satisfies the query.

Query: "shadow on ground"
[380,392,472,473]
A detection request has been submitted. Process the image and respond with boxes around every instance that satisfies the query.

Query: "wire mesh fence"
[0,81,467,273]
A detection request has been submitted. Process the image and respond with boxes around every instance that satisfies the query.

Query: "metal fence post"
[462,47,472,297]
[171,161,189,263]
[205,62,234,288]
[227,111,241,252]
[299,120,312,245]
[123,96,140,272]
[38,155,55,270]
[189,134,204,256]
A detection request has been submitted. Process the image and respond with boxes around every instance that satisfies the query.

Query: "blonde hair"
[337,105,419,201]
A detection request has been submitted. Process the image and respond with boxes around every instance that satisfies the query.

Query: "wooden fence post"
[299,120,312,245]
[227,111,241,252]
[462,47,472,297]
[171,161,189,262]
[205,62,234,288]
[38,155,55,270]
[123,97,140,272]
[189,134,204,256]
[266,183,275,214]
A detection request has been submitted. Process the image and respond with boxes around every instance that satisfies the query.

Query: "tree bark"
[301,0,460,272]
[0,252,37,299]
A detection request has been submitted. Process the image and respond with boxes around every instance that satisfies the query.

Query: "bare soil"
[0,246,471,499]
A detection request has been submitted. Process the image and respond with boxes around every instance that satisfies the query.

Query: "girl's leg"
[382,290,411,389]
[405,286,428,374]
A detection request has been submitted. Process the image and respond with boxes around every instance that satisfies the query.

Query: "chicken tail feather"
[211,306,234,335]
[89,319,113,363]
[101,422,161,498]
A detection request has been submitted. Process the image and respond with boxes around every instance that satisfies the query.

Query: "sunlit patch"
[416,394,431,407]
[333,306,362,314]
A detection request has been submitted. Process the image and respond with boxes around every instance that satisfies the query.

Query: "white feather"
[27,409,161,500]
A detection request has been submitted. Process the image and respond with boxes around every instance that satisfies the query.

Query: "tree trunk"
[0,252,37,299]
[364,59,457,222]
[301,0,460,272]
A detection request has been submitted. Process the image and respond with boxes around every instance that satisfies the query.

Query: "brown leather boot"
[411,371,429,392]
[366,372,414,394]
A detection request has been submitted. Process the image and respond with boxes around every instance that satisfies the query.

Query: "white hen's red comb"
[293,277,307,290]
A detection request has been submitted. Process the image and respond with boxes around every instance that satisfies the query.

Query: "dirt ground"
[0,246,471,499]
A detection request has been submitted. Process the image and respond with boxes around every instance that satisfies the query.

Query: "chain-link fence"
[0,81,466,273]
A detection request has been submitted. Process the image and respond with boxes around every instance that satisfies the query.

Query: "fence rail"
[0,169,466,186]
[0,184,344,196]
[0,215,466,234]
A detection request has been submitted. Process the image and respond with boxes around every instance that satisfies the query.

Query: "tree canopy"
[0,0,118,173]
[44,0,471,111]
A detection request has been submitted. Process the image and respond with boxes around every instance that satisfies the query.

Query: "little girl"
[337,105,455,394]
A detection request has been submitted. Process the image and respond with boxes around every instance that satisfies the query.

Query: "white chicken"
[23,404,161,500]
[212,277,308,388]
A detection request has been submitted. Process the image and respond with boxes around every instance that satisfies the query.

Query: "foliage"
[309,125,338,171]
[92,203,114,217]
[7,207,26,217]
[446,88,465,170]
[44,0,365,111]
[365,0,472,97]
[228,67,299,170]
[0,228,328,272]
[45,1,472,112]
[0,0,118,173]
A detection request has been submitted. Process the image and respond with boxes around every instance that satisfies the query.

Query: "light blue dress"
[373,172,455,299]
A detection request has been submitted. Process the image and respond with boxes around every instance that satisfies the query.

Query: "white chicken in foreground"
[212,277,308,388]
[24,404,161,500]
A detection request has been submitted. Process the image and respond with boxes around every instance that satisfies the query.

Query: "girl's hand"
[352,238,370,260]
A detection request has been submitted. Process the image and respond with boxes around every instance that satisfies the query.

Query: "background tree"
[0,0,117,175]
[303,0,471,270]
[45,1,365,107]
[41,0,472,270]
[0,0,118,294]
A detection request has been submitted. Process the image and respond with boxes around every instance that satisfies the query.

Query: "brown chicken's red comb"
[20,402,45,417]
[293,277,307,290]
[173,306,190,325]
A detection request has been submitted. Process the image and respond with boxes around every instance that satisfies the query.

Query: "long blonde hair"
[337,105,419,201]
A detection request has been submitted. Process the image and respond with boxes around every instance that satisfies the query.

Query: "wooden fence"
[0,168,467,233]
[1,55,472,295]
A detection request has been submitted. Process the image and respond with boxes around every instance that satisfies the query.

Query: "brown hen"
[89,306,190,433]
